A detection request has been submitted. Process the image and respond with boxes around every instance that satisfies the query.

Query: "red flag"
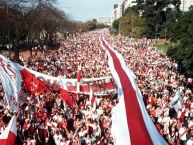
[76,65,82,93]
[0,116,17,145]
[20,69,51,95]
[72,93,79,101]
[77,65,82,82]
[60,89,73,108]
[90,86,96,111]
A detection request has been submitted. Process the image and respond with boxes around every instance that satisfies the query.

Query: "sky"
[57,0,122,22]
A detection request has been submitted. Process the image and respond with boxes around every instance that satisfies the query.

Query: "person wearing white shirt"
[189,119,193,130]
[179,124,188,145]
[186,136,193,145]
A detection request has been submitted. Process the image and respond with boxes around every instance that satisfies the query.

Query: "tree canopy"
[167,9,193,77]
[115,0,182,39]
[81,19,107,32]
[118,9,148,37]
[114,0,193,76]
[0,0,80,50]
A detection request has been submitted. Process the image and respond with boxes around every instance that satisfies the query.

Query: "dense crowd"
[0,81,117,145]
[105,34,193,145]
[0,31,116,145]
[21,32,111,79]
[0,30,193,145]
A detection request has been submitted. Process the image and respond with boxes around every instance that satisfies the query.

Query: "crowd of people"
[0,29,193,145]
[105,34,193,145]
[21,32,111,79]
[0,31,116,145]
[0,82,117,145]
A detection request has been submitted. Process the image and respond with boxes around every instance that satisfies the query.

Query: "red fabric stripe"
[0,131,16,145]
[60,89,73,108]
[20,69,51,95]
[77,70,81,82]
[103,40,153,145]
[91,93,95,107]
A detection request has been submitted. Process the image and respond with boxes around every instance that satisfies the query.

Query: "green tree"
[126,0,181,38]
[112,19,119,30]
[167,9,193,77]
[81,19,107,32]
[81,20,96,32]
[119,9,148,37]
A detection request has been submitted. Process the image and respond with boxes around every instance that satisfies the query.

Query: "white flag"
[0,55,23,111]
[171,91,183,113]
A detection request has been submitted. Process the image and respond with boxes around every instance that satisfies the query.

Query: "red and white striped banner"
[100,37,168,145]
[28,68,117,96]
[0,54,117,111]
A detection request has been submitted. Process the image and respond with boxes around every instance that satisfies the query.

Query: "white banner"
[0,55,23,111]
[28,69,117,96]
[0,54,116,113]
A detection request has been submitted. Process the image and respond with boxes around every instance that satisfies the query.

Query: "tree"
[120,0,182,38]
[25,3,68,46]
[118,8,148,37]
[81,21,96,32]
[81,19,107,32]
[167,9,193,77]
[0,0,79,49]
[112,19,119,30]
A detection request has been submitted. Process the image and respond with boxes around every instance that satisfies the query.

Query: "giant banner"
[28,68,117,96]
[0,54,117,112]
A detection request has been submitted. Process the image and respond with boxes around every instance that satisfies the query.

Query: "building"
[111,4,122,21]
[97,16,111,26]
[123,0,137,12]
[111,0,137,24]
[180,0,193,12]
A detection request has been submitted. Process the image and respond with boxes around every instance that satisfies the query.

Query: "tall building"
[180,0,193,11]
[111,4,123,23]
[111,0,137,24]
[124,0,137,12]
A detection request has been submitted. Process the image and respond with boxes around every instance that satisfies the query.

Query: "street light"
[131,10,133,36]
[6,0,11,58]
[155,25,158,44]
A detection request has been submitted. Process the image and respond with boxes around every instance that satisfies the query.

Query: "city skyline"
[57,0,122,22]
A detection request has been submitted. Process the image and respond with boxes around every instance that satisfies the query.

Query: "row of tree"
[0,0,81,50]
[167,8,193,77]
[112,0,193,77]
[81,19,108,32]
[113,0,182,38]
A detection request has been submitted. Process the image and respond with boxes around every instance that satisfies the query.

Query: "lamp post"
[155,25,158,44]
[131,10,133,36]
[6,0,11,58]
